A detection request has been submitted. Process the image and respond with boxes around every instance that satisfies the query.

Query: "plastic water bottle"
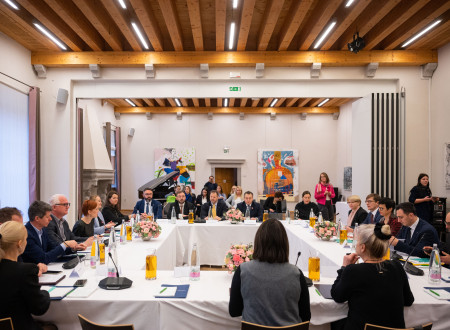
[208,206,213,220]
[190,243,200,281]
[294,209,299,220]
[428,243,442,284]
[318,212,324,224]
[136,210,141,222]
[351,223,358,252]
[171,207,176,224]
[285,209,290,222]
[245,207,250,220]
[120,220,126,244]
[107,244,118,277]
[90,235,99,269]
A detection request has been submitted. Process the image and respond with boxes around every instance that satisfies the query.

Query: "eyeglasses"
[365,200,375,203]
[55,203,70,207]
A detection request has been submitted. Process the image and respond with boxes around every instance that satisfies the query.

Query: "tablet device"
[315,284,333,299]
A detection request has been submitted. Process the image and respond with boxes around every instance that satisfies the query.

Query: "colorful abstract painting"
[154,148,196,189]
[258,149,298,199]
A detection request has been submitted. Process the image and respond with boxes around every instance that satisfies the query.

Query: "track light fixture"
[348,32,365,54]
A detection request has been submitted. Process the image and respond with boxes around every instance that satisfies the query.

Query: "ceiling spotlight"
[345,0,354,7]
[348,32,365,54]
[117,0,126,9]
[269,99,278,107]
[34,23,67,50]
[4,0,19,10]
[229,22,236,50]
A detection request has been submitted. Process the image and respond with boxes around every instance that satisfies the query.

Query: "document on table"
[423,288,450,300]
[39,273,66,285]
[42,286,76,300]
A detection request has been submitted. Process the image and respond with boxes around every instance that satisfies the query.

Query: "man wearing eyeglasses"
[362,193,382,224]
[47,194,93,248]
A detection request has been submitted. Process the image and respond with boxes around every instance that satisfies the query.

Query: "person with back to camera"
[229,219,311,327]
[408,173,438,223]
[314,172,335,221]
[331,223,414,330]
[0,221,52,330]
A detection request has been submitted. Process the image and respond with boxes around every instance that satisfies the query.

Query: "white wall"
[335,102,353,201]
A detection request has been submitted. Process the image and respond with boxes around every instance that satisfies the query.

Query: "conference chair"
[78,314,134,330]
[241,320,309,330]
[364,323,432,330]
[0,318,13,330]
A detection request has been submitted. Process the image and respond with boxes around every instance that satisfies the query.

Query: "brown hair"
[105,191,120,210]
[82,200,98,216]
[319,172,330,184]
[0,221,27,261]
[274,191,284,200]
[253,219,289,263]
[366,193,381,203]
[0,207,22,224]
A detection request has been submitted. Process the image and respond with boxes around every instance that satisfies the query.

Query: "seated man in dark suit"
[200,190,228,220]
[236,191,263,222]
[263,191,284,213]
[47,194,93,246]
[390,202,440,258]
[167,191,194,219]
[363,193,382,224]
[132,188,163,219]
[22,201,85,265]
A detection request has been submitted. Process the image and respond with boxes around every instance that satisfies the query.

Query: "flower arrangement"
[224,243,254,273]
[134,220,161,240]
[314,221,337,241]
[225,208,245,222]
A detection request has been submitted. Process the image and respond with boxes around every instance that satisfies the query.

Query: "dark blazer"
[132,199,163,219]
[47,214,85,244]
[102,205,129,225]
[263,197,282,213]
[204,181,218,192]
[200,200,229,219]
[195,194,210,217]
[363,209,382,224]
[236,201,263,222]
[0,259,50,330]
[22,222,68,265]
[294,202,319,220]
[348,207,368,227]
[395,218,440,258]
[167,201,194,219]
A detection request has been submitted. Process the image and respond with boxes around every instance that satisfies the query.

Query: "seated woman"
[0,221,51,330]
[102,190,132,225]
[229,219,311,326]
[73,200,98,238]
[184,186,194,203]
[263,191,284,213]
[345,195,368,232]
[294,191,319,219]
[216,185,227,200]
[378,197,402,237]
[195,188,209,217]
[229,185,237,198]
[331,223,414,330]
[226,186,244,208]
[90,195,115,235]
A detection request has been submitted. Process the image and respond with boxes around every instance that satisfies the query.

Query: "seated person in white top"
[200,190,229,220]
[226,186,244,208]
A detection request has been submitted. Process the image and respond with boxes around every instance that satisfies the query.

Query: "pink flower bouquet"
[224,243,254,273]
[314,221,337,241]
[225,208,245,223]
[134,220,161,240]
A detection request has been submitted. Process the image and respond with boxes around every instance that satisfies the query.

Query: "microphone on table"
[295,252,301,266]
[295,251,313,287]
[401,234,425,276]
[98,252,133,290]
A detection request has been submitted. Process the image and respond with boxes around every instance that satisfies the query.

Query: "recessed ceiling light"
[229,22,235,50]
[125,98,136,107]
[118,0,126,9]
[402,20,442,48]
[224,98,229,107]
[233,0,238,9]
[270,99,278,107]
[131,22,149,50]
[314,21,337,49]
[175,98,181,107]
[318,98,330,107]
[4,0,19,10]
[33,23,67,50]
[345,0,354,7]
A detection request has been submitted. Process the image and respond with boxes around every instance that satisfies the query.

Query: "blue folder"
[154,284,190,298]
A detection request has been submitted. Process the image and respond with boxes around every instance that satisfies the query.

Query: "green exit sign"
[229,87,241,91]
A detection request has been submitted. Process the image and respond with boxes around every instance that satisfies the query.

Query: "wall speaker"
[128,128,135,137]
[57,88,68,105]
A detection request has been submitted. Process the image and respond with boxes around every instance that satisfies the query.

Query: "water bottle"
[351,223,358,252]
[171,207,176,224]
[245,207,250,220]
[318,212,323,224]
[107,244,118,277]
[208,206,213,220]
[136,210,141,222]
[428,243,442,284]
[190,243,200,281]
[294,209,299,220]
[285,209,290,222]
[120,220,126,244]
[90,235,99,269]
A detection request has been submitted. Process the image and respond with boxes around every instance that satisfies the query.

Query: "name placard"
[177,220,189,225]
[205,220,218,224]
[244,219,257,225]
[156,219,169,224]
[290,220,302,225]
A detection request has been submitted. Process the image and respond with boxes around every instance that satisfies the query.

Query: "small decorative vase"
[142,236,151,241]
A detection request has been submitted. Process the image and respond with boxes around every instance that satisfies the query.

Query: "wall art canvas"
[257,149,298,200]
[344,166,352,191]
[446,143,450,189]
[154,147,196,189]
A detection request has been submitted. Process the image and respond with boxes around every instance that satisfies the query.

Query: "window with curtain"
[0,83,30,221]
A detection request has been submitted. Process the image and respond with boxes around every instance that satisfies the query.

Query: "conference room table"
[36,220,450,330]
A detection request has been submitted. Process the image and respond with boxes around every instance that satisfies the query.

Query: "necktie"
[59,220,66,240]
[405,227,412,244]
[370,213,374,224]
[145,202,149,214]
[180,204,184,213]
[212,204,216,217]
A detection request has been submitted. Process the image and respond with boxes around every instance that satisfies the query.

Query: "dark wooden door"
[215,168,236,197]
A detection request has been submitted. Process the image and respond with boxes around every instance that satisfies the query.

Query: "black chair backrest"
[242,320,309,330]
[78,314,134,330]
[364,323,432,330]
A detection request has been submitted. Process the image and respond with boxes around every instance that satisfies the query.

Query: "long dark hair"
[104,190,119,210]
[253,219,289,263]
[416,173,430,188]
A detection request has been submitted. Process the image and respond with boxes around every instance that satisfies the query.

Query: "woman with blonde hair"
[226,186,244,208]
[0,221,51,330]
[345,195,367,230]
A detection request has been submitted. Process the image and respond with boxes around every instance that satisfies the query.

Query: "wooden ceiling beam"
[407,19,450,50]
[257,0,285,51]
[237,0,256,51]
[180,98,189,107]
[187,0,204,51]
[278,0,314,51]
[42,0,104,51]
[30,50,438,67]
[263,98,273,107]
[167,98,177,107]
[130,99,144,107]
[158,0,184,51]
[115,106,340,114]
[215,0,226,51]
[298,98,312,107]
[251,99,260,107]
[310,98,325,107]
[129,0,164,51]
[286,98,299,107]
[192,98,200,107]
[15,0,86,51]
[205,98,211,107]
[275,98,286,107]
[142,98,155,106]
[240,98,248,107]
[217,98,223,107]
[229,98,235,107]
[99,0,142,51]
[155,98,166,107]
[72,0,123,51]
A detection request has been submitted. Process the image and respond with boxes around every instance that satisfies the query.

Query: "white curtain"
[0,83,29,221]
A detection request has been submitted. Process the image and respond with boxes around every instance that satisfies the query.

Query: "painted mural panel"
[154,148,196,189]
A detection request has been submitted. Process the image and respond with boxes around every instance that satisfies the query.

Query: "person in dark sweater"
[263,191,284,213]
[408,173,438,223]
[102,190,131,225]
[73,199,98,237]
[294,191,319,219]
[229,219,310,326]
[331,223,414,330]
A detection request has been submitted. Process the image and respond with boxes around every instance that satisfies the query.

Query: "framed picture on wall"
[344,167,352,191]
[445,143,450,189]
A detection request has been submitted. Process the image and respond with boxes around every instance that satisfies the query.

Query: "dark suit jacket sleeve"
[219,201,229,217]
[256,203,263,222]
[229,266,243,317]
[155,201,163,219]
[200,203,210,219]
[312,203,319,216]
[299,270,311,321]
[132,200,141,214]
[64,221,85,243]
[46,219,62,246]
[395,225,439,258]
[263,197,272,211]
[102,206,128,224]
[21,263,51,316]
[22,228,65,265]
[352,208,368,227]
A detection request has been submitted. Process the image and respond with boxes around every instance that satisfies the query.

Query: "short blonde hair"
[347,195,361,205]
[0,221,27,261]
